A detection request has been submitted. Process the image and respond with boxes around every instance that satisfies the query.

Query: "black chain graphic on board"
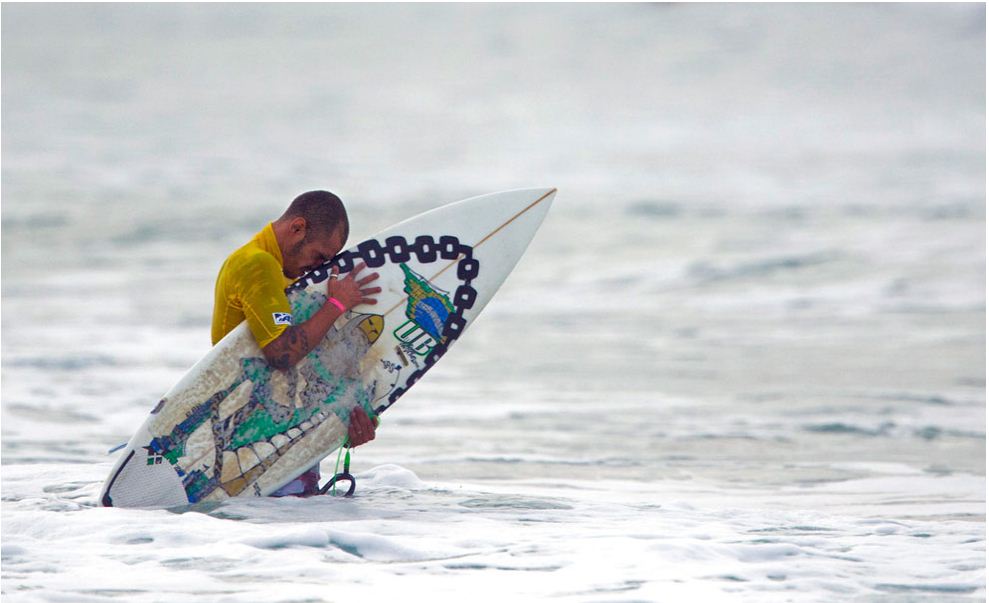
[287,235,478,414]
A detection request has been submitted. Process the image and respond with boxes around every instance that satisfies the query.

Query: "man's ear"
[290,217,307,236]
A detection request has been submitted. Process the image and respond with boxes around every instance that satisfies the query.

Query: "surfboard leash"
[317,412,382,497]
[319,438,356,497]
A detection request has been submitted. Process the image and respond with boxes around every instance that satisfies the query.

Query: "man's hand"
[347,406,377,448]
[328,263,381,310]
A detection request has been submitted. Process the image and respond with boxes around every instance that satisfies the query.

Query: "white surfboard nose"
[383,187,557,245]
[508,187,556,216]
[483,187,556,245]
[518,187,556,227]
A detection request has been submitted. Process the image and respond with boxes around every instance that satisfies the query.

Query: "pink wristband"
[327,297,346,313]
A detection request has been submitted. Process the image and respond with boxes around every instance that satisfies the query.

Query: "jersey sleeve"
[233,252,293,348]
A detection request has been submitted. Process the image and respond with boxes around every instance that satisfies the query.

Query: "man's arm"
[262,302,333,371]
[262,263,381,370]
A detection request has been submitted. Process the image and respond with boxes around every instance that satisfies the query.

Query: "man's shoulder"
[221,243,280,279]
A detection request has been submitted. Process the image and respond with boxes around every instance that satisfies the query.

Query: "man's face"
[283,225,345,279]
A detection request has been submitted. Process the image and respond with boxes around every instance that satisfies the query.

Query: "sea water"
[1,4,985,601]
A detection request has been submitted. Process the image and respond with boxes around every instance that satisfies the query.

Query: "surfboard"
[100,188,556,508]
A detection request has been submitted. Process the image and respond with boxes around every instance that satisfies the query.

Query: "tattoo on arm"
[264,326,311,370]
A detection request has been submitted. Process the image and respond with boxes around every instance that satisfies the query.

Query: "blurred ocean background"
[2,3,985,601]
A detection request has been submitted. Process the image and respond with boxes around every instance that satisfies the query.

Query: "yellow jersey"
[211,223,294,348]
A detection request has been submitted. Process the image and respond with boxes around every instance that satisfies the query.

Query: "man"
[212,190,381,496]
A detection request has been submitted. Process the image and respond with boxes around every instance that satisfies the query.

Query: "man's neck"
[270,219,290,259]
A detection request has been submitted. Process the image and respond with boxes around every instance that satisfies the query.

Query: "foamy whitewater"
[2,4,985,601]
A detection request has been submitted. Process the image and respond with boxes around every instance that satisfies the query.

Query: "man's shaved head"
[279,190,349,243]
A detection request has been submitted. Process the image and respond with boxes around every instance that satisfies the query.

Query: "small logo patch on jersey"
[272,312,293,326]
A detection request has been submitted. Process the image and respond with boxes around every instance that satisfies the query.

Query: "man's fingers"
[349,407,377,446]
[346,262,367,280]
[361,287,382,296]
[362,414,376,439]
[352,407,370,428]
[357,272,379,286]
